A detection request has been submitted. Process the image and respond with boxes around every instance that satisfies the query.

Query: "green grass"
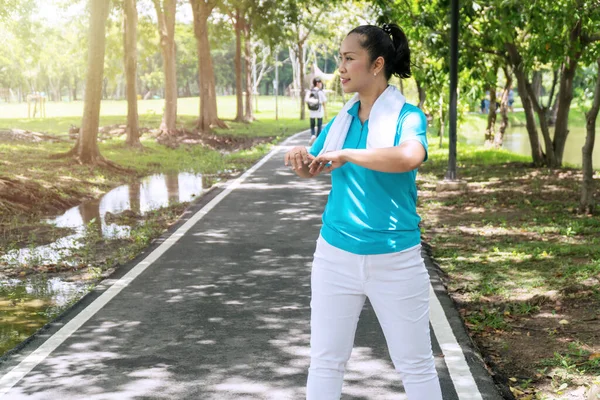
[420,142,600,301]
[418,141,600,397]
[540,342,600,376]
[0,95,344,136]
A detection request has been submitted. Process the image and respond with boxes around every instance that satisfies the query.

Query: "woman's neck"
[357,81,388,110]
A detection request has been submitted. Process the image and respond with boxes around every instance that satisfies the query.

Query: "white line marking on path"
[429,284,484,400]
[0,135,301,397]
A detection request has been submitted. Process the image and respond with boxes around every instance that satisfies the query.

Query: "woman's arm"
[309,140,426,174]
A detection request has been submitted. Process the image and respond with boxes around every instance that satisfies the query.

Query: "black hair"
[312,77,322,87]
[347,23,411,80]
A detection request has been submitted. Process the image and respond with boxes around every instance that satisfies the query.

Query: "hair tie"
[381,24,392,35]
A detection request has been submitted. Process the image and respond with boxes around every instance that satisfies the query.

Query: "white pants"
[307,236,443,400]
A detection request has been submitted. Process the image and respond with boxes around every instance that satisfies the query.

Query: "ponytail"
[385,23,411,79]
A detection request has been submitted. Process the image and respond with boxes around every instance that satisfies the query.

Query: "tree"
[220,0,282,122]
[190,0,228,131]
[278,0,328,120]
[242,13,253,121]
[124,0,141,147]
[491,0,600,167]
[0,0,34,22]
[221,2,247,122]
[494,65,513,148]
[56,0,116,166]
[374,0,476,143]
[580,57,600,214]
[175,24,198,97]
[152,0,178,134]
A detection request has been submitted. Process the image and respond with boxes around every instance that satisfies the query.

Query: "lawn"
[0,95,344,135]
[418,143,600,399]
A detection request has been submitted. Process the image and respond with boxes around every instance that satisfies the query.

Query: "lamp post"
[446,0,459,181]
[274,48,279,121]
[437,0,467,192]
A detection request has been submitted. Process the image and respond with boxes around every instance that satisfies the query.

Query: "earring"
[374,72,377,76]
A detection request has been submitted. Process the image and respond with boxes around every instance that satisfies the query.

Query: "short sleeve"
[397,108,428,162]
[319,91,327,103]
[308,117,336,156]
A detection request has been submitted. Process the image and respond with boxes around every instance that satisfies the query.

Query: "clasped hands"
[284,146,347,175]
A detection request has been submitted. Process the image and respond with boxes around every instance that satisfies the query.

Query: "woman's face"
[338,33,376,93]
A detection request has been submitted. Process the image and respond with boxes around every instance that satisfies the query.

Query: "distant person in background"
[305,77,327,145]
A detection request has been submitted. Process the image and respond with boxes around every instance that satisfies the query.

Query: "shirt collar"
[347,101,360,118]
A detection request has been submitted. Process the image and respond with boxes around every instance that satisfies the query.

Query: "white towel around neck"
[318,85,406,156]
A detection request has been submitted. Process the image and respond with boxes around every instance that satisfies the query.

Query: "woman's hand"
[284,146,313,170]
[308,150,347,174]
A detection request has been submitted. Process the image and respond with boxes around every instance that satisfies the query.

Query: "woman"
[284,23,443,399]
[305,77,327,145]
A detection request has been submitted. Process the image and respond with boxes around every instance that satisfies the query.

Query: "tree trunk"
[72,77,78,101]
[416,79,426,109]
[153,0,178,134]
[545,69,559,126]
[505,43,544,166]
[525,79,557,167]
[233,9,244,122]
[553,20,585,166]
[550,92,560,126]
[298,40,306,120]
[580,58,600,214]
[553,60,579,166]
[531,71,542,103]
[124,0,141,148]
[102,78,108,100]
[485,67,498,145]
[495,65,512,148]
[190,0,227,132]
[243,23,253,122]
[71,0,111,164]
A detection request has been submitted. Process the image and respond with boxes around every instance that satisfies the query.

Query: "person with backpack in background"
[305,77,327,145]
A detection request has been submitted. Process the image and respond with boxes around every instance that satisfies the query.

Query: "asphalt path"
[0,131,505,399]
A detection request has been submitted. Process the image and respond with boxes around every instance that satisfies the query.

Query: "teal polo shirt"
[309,101,428,255]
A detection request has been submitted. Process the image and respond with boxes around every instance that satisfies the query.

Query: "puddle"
[0,172,209,357]
[0,277,92,356]
[2,172,207,267]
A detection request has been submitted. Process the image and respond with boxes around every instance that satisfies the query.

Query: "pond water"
[0,172,208,357]
[465,123,600,168]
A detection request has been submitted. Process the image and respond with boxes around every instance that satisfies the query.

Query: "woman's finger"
[289,150,296,169]
[294,152,304,169]
[316,163,326,175]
